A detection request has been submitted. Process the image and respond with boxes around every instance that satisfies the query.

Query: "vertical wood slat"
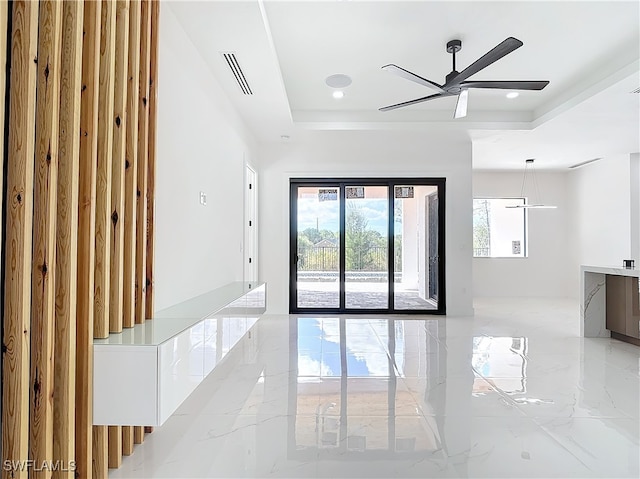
[94,0,116,339]
[121,0,146,442]
[133,426,145,444]
[109,0,130,334]
[93,0,116,475]
[122,426,134,456]
[0,0,7,302]
[54,1,84,478]
[106,1,130,467]
[92,425,108,479]
[135,0,151,325]
[108,425,122,469]
[76,1,101,477]
[1,3,40,479]
[0,17,6,457]
[145,0,159,319]
[124,0,141,328]
[30,2,63,475]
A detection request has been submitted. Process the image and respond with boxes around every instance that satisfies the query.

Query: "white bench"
[93,282,266,426]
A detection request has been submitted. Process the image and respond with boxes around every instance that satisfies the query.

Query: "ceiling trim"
[292,108,535,131]
[258,0,293,124]
[533,57,640,128]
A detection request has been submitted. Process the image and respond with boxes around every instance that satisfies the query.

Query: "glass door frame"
[289,178,446,315]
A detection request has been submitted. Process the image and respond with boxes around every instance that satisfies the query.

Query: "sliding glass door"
[290,179,445,314]
[345,185,389,309]
[294,186,341,309]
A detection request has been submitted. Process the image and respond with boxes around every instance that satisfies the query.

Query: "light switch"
[199,191,207,206]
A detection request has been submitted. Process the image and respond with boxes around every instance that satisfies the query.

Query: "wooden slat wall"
[77,1,101,476]
[2,2,40,479]
[1,0,160,477]
[55,2,84,478]
[30,3,62,476]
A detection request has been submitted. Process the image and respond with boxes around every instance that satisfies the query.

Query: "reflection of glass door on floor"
[290,179,445,314]
[290,317,445,457]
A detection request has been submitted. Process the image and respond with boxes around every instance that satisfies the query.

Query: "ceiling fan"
[379,37,549,118]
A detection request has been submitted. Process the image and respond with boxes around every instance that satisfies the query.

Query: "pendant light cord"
[520,159,542,205]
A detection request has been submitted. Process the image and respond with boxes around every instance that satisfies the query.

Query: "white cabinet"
[93,282,265,426]
[581,266,639,343]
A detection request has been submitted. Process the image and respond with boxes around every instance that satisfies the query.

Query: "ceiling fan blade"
[379,93,446,112]
[382,64,445,92]
[454,90,468,119]
[461,80,549,90]
[446,37,523,86]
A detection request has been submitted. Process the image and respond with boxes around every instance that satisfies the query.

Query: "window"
[473,198,526,258]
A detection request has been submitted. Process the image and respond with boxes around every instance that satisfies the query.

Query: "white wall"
[472,171,570,297]
[566,154,635,296]
[258,130,474,316]
[154,5,256,312]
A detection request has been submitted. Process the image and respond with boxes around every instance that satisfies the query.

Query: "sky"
[297,193,391,235]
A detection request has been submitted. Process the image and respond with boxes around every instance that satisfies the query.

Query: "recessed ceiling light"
[332,90,344,99]
[326,74,352,88]
[506,91,519,99]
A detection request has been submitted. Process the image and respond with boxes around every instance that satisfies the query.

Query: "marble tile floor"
[110,298,640,478]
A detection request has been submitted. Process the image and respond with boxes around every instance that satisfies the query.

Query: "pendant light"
[506,159,557,209]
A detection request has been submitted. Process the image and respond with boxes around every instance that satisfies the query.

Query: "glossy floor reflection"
[110,298,640,478]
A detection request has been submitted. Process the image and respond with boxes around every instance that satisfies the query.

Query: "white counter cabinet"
[93,282,265,426]
[581,266,639,344]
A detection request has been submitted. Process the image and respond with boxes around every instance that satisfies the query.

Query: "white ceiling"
[169,0,640,170]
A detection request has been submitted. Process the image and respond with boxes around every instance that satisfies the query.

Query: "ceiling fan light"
[506,204,558,209]
[454,90,468,118]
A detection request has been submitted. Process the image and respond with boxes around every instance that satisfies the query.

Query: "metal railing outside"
[298,245,401,272]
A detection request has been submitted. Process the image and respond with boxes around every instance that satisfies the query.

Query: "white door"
[244,164,257,283]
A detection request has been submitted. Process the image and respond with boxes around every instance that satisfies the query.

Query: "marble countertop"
[581,265,640,278]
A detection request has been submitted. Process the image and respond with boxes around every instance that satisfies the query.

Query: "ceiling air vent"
[569,157,602,169]
[221,52,253,95]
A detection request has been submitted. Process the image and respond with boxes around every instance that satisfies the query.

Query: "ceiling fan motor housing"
[446,39,462,54]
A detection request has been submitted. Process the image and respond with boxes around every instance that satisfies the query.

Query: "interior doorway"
[289,179,445,314]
